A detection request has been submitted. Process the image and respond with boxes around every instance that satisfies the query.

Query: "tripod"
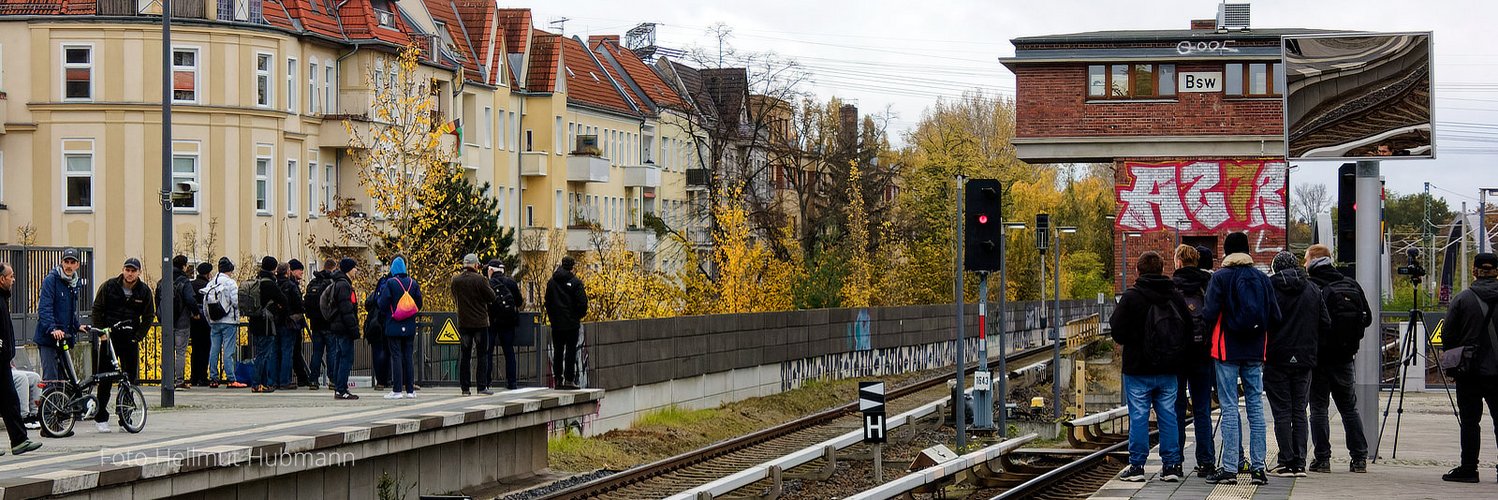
[1375,276,1460,462]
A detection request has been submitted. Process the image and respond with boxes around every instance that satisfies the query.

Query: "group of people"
[1109,232,1374,485]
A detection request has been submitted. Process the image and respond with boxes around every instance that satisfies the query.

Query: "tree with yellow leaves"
[840,164,873,308]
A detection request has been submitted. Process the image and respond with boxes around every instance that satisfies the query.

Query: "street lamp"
[997,220,1026,436]
[1050,225,1077,420]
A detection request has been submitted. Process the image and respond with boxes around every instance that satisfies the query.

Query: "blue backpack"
[1223,270,1271,333]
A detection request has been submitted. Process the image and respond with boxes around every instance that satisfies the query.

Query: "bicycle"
[38,322,148,437]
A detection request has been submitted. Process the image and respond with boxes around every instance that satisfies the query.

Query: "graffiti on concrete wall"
[1115,160,1288,232]
[848,309,872,351]
[780,338,985,391]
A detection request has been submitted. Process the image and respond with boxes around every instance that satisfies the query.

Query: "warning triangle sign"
[1429,319,1444,347]
[435,318,461,344]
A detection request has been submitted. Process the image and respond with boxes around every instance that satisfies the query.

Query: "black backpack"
[491,279,520,328]
[303,275,332,324]
[1323,278,1371,352]
[1179,287,1208,346]
[1143,299,1187,368]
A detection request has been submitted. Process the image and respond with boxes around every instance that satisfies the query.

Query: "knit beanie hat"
[1224,232,1250,255]
[339,258,357,273]
[288,259,304,272]
[1272,251,1300,273]
[218,257,235,273]
[1195,245,1215,270]
[261,255,279,272]
[196,262,214,276]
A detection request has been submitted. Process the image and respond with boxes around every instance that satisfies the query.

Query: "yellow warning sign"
[1429,318,1444,347]
[435,318,460,344]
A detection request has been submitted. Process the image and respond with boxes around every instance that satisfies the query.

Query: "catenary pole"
[159,0,176,408]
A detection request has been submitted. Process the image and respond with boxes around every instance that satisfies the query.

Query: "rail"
[1064,314,1103,352]
[1064,405,1129,450]
[844,434,1040,500]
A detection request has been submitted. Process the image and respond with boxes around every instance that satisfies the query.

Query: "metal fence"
[5,245,96,342]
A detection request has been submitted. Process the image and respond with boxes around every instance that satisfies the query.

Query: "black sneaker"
[1443,466,1479,483]
[1205,469,1238,484]
[1350,459,1367,473]
[1294,466,1307,477]
[1240,460,1251,473]
[1119,464,1147,482]
[1308,459,1331,473]
[1250,468,1269,485]
[1193,464,1218,478]
[1160,465,1183,482]
[1269,464,1297,477]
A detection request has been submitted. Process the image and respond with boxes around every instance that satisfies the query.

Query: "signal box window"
[1088,63,1176,99]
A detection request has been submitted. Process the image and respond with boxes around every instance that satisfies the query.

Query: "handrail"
[1066,405,1128,428]
[844,433,1040,500]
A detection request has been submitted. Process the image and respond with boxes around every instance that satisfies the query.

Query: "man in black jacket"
[544,256,589,390]
[488,260,524,390]
[1442,253,1498,483]
[325,258,361,400]
[1108,251,1190,483]
[190,262,213,386]
[451,254,497,395]
[275,260,310,389]
[1265,252,1330,477]
[0,263,42,455]
[91,257,154,433]
[1304,244,1372,473]
[158,255,198,390]
[303,259,336,390]
[1171,244,1217,477]
[249,257,289,393]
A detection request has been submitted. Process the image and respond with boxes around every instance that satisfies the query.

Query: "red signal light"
[977,214,989,224]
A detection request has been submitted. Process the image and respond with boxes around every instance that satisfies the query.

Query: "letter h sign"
[860,382,886,443]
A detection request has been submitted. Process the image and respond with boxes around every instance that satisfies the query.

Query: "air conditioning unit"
[1217,3,1250,31]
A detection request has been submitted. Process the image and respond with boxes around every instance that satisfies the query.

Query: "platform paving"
[1087,390,1497,499]
[0,384,596,487]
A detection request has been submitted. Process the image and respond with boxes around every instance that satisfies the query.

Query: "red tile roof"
[454,0,504,86]
[497,8,532,55]
[421,0,481,79]
[562,35,639,117]
[526,30,560,93]
[583,39,646,115]
[591,38,689,112]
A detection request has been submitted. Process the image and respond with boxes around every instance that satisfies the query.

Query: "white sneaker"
[404,392,416,399]
[383,392,402,400]
[95,422,113,433]
[23,421,40,430]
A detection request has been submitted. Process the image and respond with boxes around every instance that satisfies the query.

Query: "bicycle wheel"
[115,384,148,433]
[38,387,75,438]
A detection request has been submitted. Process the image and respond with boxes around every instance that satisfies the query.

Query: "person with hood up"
[1109,251,1191,483]
[325,258,362,400]
[1441,253,1498,483]
[34,248,84,381]
[1201,232,1281,486]
[1264,251,1330,477]
[1171,244,1218,478]
[544,256,589,390]
[375,257,421,399]
[1303,244,1372,474]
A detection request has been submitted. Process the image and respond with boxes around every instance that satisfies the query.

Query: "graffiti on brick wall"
[1115,160,1287,232]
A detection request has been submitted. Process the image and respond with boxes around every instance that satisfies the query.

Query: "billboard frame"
[1280,31,1435,162]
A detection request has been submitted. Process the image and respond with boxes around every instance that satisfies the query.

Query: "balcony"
[686,168,710,190]
[319,116,368,149]
[566,155,610,183]
[566,227,603,252]
[625,228,659,253]
[519,227,550,252]
[623,164,661,188]
[520,151,548,177]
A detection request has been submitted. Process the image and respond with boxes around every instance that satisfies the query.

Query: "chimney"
[1190,19,1217,31]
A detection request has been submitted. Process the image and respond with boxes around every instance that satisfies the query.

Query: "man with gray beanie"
[1264,251,1329,477]
[545,256,589,389]
[1202,232,1281,485]
[451,253,496,395]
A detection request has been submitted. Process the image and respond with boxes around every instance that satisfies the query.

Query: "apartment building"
[0,2,705,280]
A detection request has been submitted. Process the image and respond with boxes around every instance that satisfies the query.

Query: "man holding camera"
[1441,253,1498,483]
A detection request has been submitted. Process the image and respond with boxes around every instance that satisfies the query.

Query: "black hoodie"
[1267,268,1329,368]
[1449,277,1498,377]
[1109,274,1193,376]
[544,268,589,331]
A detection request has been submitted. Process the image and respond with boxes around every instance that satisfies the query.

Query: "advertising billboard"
[1282,32,1433,160]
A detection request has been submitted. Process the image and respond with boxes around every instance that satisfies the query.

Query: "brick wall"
[1013,63,1284,138]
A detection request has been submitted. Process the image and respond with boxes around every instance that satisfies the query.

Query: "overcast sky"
[524,0,1497,211]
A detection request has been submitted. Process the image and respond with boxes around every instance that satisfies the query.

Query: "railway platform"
[1086,390,1495,500]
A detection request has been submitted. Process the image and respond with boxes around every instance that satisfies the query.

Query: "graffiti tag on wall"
[1115,160,1288,232]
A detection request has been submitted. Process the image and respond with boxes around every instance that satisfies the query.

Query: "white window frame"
[324,163,335,210]
[254,148,272,215]
[309,59,319,114]
[307,151,319,217]
[61,44,94,102]
[554,116,564,155]
[324,64,335,113]
[374,58,385,92]
[255,52,273,107]
[497,108,507,150]
[286,158,298,216]
[287,57,298,114]
[172,140,200,213]
[482,107,492,148]
[62,139,95,212]
[172,46,200,104]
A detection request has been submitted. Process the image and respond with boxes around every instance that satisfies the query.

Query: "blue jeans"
[329,335,355,394]
[252,335,276,387]
[1125,373,1183,467]
[38,343,67,381]
[276,325,299,386]
[209,323,238,383]
[308,330,330,384]
[1177,362,1217,468]
[1216,360,1267,471]
[387,336,415,393]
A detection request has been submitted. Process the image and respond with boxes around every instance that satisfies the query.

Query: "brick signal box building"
[1002,17,1331,291]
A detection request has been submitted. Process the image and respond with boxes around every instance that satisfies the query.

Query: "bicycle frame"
[52,326,130,412]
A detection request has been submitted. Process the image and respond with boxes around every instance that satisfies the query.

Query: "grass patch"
[548,430,634,471]
[632,405,718,428]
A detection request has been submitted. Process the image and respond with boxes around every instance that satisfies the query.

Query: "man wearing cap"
[157,255,198,390]
[545,256,589,389]
[487,260,524,390]
[90,257,154,433]
[34,248,84,381]
[276,259,310,389]
[451,253,497,395]
[1442,253,1498,483]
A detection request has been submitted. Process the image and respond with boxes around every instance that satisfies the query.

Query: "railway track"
[539,343,1061,500]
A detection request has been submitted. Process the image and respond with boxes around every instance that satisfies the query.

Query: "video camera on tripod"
[1397,247,1426,284]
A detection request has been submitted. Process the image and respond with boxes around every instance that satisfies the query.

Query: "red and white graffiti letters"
[1115,160,1287,232]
